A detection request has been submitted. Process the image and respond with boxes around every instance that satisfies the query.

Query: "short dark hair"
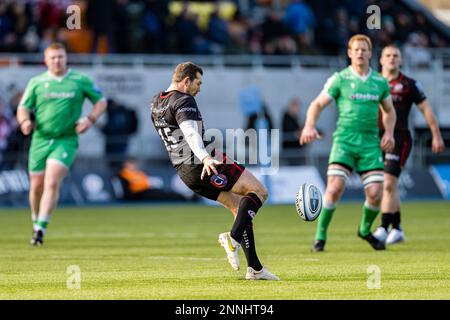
[381,43,401,55]
[172,62,203,83]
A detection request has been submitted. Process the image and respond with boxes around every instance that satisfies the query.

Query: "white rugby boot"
[386,228,405,245]
[245,267,280,281]
[373,227,388,244]
[218,232,240,271]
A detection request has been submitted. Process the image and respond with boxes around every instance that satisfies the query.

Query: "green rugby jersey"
[19,69,104,138]
[324,66,390,135]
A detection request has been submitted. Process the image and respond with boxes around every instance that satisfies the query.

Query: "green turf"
[0,202,449,299]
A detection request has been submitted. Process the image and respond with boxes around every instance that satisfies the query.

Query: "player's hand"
[432,135,445,154]
[20,119,33,135]
[75,117,93,134]
[380,133,395,153]
[201,156,221,180]
[300,126,322,145]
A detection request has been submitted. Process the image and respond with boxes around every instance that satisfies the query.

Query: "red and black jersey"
[150,90,208,168]
[379,72,426,133]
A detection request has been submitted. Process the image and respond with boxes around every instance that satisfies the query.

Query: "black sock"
[381,213,394,230]
[240,222,263,271]
[230,193,262,243]
[392,211,401,230]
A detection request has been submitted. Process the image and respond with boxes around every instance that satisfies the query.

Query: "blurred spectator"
[172,3,211,54]
[2,85,30,170]
[260,11,296,55]
[333,8,350,53]
[227,9,251,54]
[86,0,116,53]
[395,12,415,43]
[246,103,274,132]
[117,158,188,202]
[207,4,229,54]
[142,0,169,53]
[101,99,138,172]
[0,0,448,55]
[114,0,132,53]
[281,97,303,151]
[0,99,16,170]
[403,32,432,68]
[284,0,317,50]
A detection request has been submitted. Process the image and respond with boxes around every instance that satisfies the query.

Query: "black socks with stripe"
[231,193,263,270]
[230,192,262,243]
[381,211,401,230]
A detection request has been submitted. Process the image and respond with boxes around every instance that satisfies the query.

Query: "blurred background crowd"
[0,0,448,56]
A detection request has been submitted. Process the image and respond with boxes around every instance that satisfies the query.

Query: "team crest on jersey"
[392,83,403,93]
[210,174,228,188]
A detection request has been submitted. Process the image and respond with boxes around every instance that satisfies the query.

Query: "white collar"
[350,66,371,82]
[47,69,71,82]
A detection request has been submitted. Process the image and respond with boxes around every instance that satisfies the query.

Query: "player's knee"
[256,185,268,204]
[366,184,383,205]
[45,179,60,192]
[31,183,44,195]
[248,184,268,204]
[30,179,44,194]
[326,182,344,202]
[383,178,397,195]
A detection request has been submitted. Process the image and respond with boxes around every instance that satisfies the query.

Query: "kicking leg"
[217,191,263,271]
[227,169,267,244]
[216,171,278,280]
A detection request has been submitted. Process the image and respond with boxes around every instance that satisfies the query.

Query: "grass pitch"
[0,202,449,299]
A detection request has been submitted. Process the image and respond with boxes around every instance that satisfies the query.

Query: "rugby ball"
[295,183,322,221]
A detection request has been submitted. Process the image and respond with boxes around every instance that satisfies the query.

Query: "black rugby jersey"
[379,72,426,133]
[151,90,209,168]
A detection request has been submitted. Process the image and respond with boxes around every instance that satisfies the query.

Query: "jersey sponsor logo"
[392,83,404,93]
[154,119,168,127]
[385,153,400,161]
[45,92,76,99]
[391,94,403,102]
[152,104,170,114]
[349,93,380,101]
[210,174,228,188]
[176,107,197,113]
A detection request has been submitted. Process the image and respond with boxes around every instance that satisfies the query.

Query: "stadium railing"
[0,53,344,69]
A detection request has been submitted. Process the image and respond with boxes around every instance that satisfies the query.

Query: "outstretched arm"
[416,100,445,153]
[299,92,332,145]
[380,96,396,153]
